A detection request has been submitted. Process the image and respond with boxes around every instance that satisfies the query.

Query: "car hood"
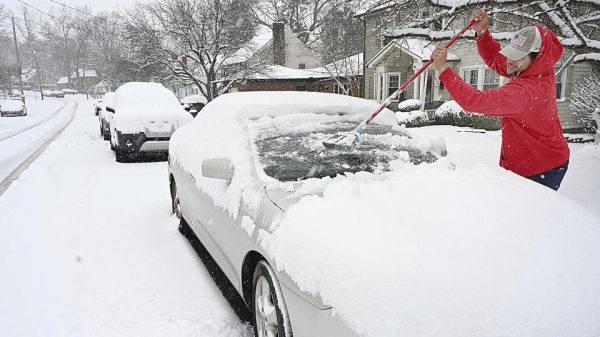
[258,164,600,337]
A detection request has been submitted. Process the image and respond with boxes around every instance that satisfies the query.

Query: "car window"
[252,121,438,181]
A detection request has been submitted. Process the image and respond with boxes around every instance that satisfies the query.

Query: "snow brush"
[322,19,476,150]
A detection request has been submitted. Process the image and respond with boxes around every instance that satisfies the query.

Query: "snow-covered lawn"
[410,125,600,217]
[0,97,251,337]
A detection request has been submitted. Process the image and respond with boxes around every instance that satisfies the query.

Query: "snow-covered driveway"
[0,98,251,337]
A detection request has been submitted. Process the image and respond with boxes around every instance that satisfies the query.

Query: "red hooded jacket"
[438,26,570,177]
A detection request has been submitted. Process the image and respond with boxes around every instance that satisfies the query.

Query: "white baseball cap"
[500,26,542,61]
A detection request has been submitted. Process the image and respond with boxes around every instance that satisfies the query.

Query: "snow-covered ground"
[0,96,598,337]
[0,97,252,337]
[410,125,600,217]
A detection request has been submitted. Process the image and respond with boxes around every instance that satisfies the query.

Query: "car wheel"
[252,261,292,337]
[170,180,182,219]
[103,128,110,141]
[115,149,127,163]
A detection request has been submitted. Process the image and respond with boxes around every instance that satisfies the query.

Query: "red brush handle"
[362,20,476,125]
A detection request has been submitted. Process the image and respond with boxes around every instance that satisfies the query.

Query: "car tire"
[252,261,293,337]
[170,180,182,219]
[115,149,127,163]
[103,128,110,141]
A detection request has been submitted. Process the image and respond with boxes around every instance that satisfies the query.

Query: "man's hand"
[432,45,448,73]
[472,8,489,37]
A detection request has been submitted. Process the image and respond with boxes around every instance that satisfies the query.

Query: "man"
[431,9,570,190]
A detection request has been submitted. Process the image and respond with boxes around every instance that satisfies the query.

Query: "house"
[222,23,364,96]
[21,68,57,90]
[358,3,596,131]
[229,53,364,97]
[221,23,326,94]
[56,69,100,92]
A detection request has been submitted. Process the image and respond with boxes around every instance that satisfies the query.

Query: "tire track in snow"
[0,100,77,196]
[0,100,67,142]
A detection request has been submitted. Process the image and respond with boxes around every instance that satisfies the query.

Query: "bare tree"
[122,0,257,101]
[364,0,600,68]
[249,0,355,45]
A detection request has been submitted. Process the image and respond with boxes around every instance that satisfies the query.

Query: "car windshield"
[252,120,438,181]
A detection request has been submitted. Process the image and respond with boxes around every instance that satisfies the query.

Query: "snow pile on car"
[259,163,600,337]
[111,82,192,133]
[0,99,25,112]
[169,91,399,216]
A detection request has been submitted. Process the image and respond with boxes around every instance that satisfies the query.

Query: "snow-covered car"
[98,92,114,140]
[61,88,78,95]
[0,99,27,117]
[168,91,600,337]
[93,99,103,116]
[180,94,207,117]
[44,90,65,98]
[108,82,193,162]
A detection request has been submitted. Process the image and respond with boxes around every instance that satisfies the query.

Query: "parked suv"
[108,82,193,162]
[98,92,114,140]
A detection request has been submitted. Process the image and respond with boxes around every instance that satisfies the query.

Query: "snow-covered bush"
[570,72,600,133]
[395,110,429,127]
[434,100,473,127]
[397,99,422,112]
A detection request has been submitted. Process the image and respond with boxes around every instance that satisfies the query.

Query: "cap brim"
[500,45,529,61]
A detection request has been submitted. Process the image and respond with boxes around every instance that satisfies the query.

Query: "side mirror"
[202,158,234,180]
[106,106,115,113]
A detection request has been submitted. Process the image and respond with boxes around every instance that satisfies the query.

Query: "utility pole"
[11,17,25,104]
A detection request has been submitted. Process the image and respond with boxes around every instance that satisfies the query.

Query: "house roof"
[241,53,364,81]
[244,65,326,80]
[71,69,97,78]
[223,26,273,66]
[366,38,460,68]
[312,53,364,77]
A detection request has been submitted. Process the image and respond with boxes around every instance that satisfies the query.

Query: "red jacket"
[439,26,570,177]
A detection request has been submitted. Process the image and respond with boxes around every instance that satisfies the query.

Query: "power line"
[16,0,58,21]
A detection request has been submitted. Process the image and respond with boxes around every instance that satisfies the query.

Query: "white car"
[108,82,193,162]
[0,99,27,117]
[168,91,600,337]
[98,92,114,140]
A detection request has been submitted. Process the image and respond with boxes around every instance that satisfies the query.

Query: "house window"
[483,69,499,90]
[555,66,567,99]
[387,74,399,98]
[299,63,306,69]
[463,69,479,89]
[334,84,351,95]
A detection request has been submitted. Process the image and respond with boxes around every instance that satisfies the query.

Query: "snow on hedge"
[397,99,422,112]
[395,110,428,125]
[435,100,472,118]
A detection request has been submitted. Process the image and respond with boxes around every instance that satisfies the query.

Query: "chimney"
[273,22,286,66]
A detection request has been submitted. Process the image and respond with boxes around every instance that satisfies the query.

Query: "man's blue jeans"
[526,160,569,191]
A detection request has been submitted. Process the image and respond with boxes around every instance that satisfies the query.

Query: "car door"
[177,161,242,288]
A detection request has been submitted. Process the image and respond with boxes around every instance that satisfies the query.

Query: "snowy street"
[0,97,252,337]
[0,96,599,337]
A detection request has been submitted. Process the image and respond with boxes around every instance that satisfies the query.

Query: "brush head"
[322,131,361,150]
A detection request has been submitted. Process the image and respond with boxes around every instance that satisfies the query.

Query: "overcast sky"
[3,0,140,15]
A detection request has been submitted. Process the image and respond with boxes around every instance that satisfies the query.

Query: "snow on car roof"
[114,82,181,109]
[0,99,24,111]
[204,91,397,124]
[180,94,207,104]
[170,91,400,216]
